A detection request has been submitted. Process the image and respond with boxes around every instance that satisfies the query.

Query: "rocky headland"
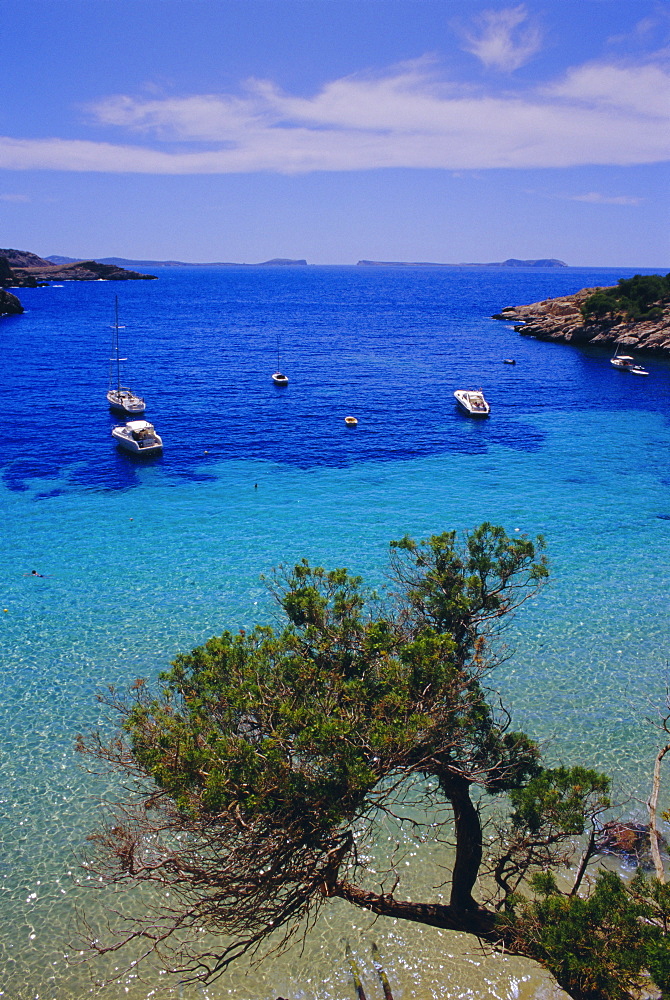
[493,284,670,355]
[0,248,157,291]
[0,248,157,317]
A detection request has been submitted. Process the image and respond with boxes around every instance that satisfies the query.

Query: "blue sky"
[1,0,668,266]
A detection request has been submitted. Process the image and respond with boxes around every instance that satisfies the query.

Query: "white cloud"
[459,5,543,72]
[0,56,669,175]
[0,192,30,202]
[90,92,270,140]
[563,192,643,206]
[545,61,670,117]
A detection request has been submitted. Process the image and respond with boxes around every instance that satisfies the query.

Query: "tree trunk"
[648,742,670,883]
[331,880,499,939]
[439,774,483,911]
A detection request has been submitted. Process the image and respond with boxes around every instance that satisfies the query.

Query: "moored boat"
[112,419,163,455]
[610,345,636,369]
[454,389,490,417]
[107,296,146,414]
[271,334,288,385]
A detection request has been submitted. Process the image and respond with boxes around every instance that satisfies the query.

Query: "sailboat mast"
[114,296,122,391]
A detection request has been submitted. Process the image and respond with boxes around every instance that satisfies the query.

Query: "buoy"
[344,416,358,426]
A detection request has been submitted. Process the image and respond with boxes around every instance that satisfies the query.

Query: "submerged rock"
[595,820,665,863]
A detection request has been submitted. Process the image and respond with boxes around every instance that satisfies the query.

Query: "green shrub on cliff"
[582,273,670,322]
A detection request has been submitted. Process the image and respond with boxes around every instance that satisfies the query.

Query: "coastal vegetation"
[494,273,670,353]
[581,273,670,322]
[79,526,670,1000]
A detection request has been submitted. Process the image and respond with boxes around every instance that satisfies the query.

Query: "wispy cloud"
[562,192,644,206]
[0,192,30,202]
[0,56,668,175]
[459,4,543,72]
[544,61,670,117]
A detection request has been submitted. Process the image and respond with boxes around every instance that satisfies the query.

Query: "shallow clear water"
[1,265,669,999]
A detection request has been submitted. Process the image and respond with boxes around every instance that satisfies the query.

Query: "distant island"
[357,258,568,268]
[45,255,308,268]
[42,254,566,269]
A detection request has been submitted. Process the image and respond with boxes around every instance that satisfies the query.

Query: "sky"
[1,0,669,267]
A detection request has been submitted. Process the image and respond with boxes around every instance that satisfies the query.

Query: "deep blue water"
[5,264,668,495]
[1,264,669,1000]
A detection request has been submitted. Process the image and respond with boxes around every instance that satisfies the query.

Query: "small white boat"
[454,389,490,417]
[107,296,146,414]
[610,345,636,369]
[112,419,163,455]
[344,415,358,426]
[271,334,288,385]
[629,365,649,376]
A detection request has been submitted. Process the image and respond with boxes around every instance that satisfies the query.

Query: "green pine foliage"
[504,870,670,1000]
[581,273,670,322]
[81,524,670,998]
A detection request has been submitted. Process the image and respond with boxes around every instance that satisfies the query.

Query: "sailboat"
[271,334,289,386]
[106,296,146,414]
[610,344,635,369]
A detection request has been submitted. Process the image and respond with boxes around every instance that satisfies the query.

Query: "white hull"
[107,388,146,414]
[112,420,163,455]
[454,390,490,416]
[107,298,147,412]
[272,372,289,385]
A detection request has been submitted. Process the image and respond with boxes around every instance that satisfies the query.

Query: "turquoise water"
[1,266,669,999]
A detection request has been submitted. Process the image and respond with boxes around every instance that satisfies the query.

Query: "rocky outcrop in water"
[493,286,670,354]
[0,288,24,316]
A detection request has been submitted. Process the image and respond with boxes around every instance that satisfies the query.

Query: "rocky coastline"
[0,248,156,288]
[0,248,157,318]
[493,285,670,354]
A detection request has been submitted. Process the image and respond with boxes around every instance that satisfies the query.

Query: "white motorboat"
[629,365,649,376]
[112,419,163,455]
[454,389,490,417]
[106,296,146,414]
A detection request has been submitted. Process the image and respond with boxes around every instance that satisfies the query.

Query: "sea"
[1,263,669,1000]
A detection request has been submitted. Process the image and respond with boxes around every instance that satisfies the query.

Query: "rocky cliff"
[493,286,670,354]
